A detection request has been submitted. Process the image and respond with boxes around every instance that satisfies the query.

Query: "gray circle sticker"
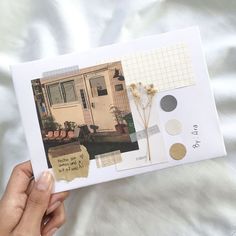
[160,95,177,112]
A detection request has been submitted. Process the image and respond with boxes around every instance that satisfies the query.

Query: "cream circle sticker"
[165,119,182,135]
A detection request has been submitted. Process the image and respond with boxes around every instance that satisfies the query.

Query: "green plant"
[64,121,77,131]
[123,113,136,134]
[109,105,124,125]
[41,115,61,132]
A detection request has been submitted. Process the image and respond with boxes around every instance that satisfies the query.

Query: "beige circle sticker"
[165,119,182,135]
[169,143,187,160]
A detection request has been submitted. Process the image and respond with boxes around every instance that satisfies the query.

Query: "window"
[61,81,77,102]
[47,83,63,105]
[89,76,108,97]
[47,80,77,105]
[115,84,124,91]
[80,89,87,109]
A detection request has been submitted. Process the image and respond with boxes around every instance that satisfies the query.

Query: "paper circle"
[169,143,187,160]
[160,95,177,112]
[165,119,182,135]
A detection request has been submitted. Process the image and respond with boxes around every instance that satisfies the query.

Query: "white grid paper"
[101,43,195,91]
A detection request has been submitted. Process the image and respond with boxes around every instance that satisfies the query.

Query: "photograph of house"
[31,61,139,167]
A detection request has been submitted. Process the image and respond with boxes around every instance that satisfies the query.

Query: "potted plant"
[41,115,61,133]
[109,105,127,134]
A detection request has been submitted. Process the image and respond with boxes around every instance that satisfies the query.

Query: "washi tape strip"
[95,150,122,168]
[129,125,160,142]
[42,65,80,79]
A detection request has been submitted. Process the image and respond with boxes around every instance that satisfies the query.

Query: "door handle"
[91,102,95,108]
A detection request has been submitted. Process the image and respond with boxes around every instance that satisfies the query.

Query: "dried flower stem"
[143,107,151,161]
[146,97,154,161]
[129,83,157,161]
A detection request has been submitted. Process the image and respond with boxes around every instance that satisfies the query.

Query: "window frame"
[114,84,124,92]
[89,76,108,97]
[46,80,78,106]
[61,80,78,103]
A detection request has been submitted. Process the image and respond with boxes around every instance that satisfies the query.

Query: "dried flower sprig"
[129,82,158,161]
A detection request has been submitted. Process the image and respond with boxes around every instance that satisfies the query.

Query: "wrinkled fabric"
[0,0,236,236]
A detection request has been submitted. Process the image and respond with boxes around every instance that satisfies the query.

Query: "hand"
[0,161,69,236]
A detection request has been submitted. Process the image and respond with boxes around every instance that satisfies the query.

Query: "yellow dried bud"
[129,83,136,89]
[132,91,141,99]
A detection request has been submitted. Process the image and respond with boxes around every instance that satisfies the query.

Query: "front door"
[85,75,115,131]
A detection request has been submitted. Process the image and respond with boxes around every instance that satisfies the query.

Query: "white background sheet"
[0,0,236,235]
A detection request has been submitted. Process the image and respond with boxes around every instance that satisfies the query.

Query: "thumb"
[16,172,54,235]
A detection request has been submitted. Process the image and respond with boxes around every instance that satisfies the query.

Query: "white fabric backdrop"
[0,0,236,235]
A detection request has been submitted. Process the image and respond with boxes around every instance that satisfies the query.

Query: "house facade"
[34,61,131,132]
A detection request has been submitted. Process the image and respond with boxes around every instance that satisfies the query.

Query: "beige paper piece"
[95,150,122,168]
[49,144,90,181]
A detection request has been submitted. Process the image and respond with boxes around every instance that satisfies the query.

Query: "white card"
[11,26,226,193]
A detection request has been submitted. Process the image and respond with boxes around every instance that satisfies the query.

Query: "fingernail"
[36,172,52,191]
[46,201,61,215]
[46,227,58,236]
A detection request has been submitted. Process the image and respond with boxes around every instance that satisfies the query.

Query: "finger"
[0,161,33,235]
[42,204,66,236]
[46,191,69,215]
[4,161,33,197]
[15,172,54,235]
[26,178,35,195]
